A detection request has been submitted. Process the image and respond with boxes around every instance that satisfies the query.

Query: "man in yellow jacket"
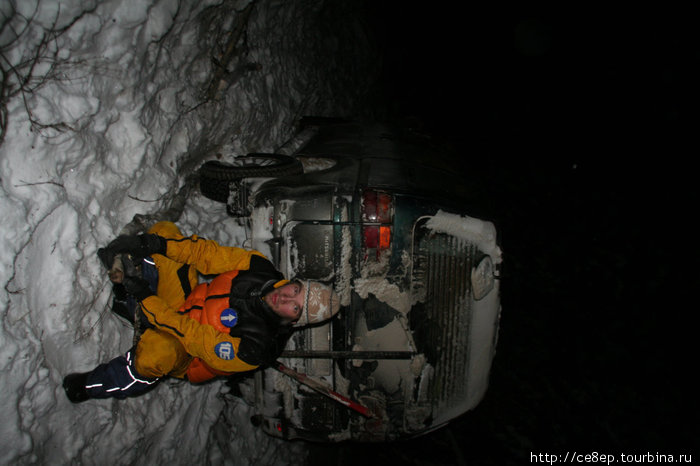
[63,221,339,402]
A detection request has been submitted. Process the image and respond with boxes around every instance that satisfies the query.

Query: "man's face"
[263,281,305,323]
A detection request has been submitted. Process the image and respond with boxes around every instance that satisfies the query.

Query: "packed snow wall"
[0,0,379,464]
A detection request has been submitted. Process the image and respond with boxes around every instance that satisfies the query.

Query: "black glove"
[123,276,154,302]
[97,234,167,269]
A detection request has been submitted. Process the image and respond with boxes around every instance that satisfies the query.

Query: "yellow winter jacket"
[139,231,279,376]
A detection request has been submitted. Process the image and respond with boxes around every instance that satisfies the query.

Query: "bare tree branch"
[0,0,96,145]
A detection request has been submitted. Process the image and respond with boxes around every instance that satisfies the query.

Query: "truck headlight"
[471,255,495,300]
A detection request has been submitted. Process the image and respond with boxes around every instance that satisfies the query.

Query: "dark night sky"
[369,4,693,149]
[309,5,696,464]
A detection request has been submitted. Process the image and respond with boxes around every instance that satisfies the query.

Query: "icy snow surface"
[0,0,377,464]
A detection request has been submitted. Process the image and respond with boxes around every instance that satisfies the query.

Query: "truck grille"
[411,221,480,410]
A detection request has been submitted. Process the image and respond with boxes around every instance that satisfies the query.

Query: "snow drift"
[0,0,378,464]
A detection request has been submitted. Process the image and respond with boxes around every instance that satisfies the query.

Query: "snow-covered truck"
[198,119,502,441]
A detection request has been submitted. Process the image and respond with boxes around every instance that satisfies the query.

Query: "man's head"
[263,280,340,326]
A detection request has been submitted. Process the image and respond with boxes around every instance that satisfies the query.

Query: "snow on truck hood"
[426,210,503,264]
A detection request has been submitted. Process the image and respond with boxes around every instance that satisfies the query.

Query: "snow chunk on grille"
[425,210,502,264]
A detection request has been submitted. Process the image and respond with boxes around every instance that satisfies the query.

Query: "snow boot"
[63,373,91,403]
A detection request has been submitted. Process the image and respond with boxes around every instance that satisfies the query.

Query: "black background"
[309,3,696,464]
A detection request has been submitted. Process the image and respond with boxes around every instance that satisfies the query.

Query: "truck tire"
[199,154,303,203]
